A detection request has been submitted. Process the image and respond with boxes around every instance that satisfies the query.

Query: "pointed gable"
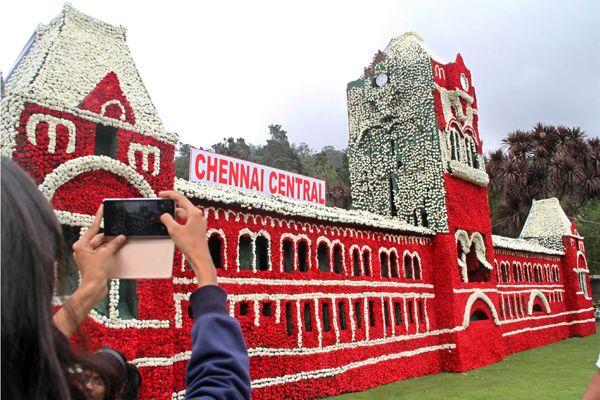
[78,72,136,124]
[1,4,174,144]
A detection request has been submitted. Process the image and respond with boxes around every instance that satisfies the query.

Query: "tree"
[254,125,303,173]
[487,123,600,237]
[175,141,192,179]
[212,137,253,161]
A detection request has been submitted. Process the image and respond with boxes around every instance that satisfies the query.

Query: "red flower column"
[560,235,596,337]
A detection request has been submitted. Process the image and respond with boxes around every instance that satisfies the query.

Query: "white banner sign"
[189,148,326,205]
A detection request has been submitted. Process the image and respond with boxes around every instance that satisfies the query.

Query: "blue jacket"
[185,285,251,399]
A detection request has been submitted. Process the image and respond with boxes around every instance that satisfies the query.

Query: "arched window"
[465,137,473,167]
[338,301,348,330]
[362,251,371,276]
[380,252,389,278]
[303,303,312,332]
[354,300,363,328]
[413,256,421,280]
[317,242,330,272]
[333,244,343,274]
[512,263,520,282]
[238,231,270,271]
[208,233,224,269]
[471,140,479,168]
[500,262,509,283]
[238,235,253,270]
[282,239,294,273]
[404,254,413,279]
[390,252,398,278]
[469,309,489,322]
[352,248,361,276]
[298,240,309,272]
[322,302,331,332]
[285,302,294,336]
[255,235,270,271]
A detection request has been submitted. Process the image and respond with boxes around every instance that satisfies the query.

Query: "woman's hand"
[53,206,126,338]
[159,191,218,288]
[72,206,127,303]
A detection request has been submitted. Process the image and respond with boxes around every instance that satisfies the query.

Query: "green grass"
[328,324,599,400]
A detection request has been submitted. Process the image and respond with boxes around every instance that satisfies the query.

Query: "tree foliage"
[487,123,600,237]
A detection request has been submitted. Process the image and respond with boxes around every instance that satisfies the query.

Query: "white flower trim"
[250,344,456,388]
[38,155,156,200]
[174,276,435,289]
[101,99,127,121]
[526,290,551,315]
[492,235,563,256]
[26,113,77,153]
[447,159,489,187]
[348,244,373,276]
[455,230,492,282]
[127,142,161,176]
[461,290,501,327]
[176,178,433,236]
[502,318,596,337]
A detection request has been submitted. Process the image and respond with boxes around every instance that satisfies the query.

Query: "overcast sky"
[1,0,598,152]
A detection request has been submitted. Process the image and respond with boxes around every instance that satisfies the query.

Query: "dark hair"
[97,348,142,399]
[1,158,123,399]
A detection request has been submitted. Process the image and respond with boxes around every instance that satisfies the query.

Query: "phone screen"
[103,199,175,237]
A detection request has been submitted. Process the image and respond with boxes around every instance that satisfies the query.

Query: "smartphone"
[103,198,175,237]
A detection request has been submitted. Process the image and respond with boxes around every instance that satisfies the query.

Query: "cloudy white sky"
[1,0,598,152]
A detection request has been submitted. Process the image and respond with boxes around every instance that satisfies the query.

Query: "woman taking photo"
[1,158,251,399]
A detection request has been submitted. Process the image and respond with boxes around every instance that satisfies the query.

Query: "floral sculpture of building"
[1,6,595,400]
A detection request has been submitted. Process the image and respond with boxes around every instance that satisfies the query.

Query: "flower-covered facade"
[1,6,595,400]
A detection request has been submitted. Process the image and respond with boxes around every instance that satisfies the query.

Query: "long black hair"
[1,157,123,399]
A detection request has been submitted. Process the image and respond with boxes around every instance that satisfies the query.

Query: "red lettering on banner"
[240,163,250,189]
[194,153,206,180]
[277,173,285,196]
[268,171,277,194]
[303,180,310,201]
[286,175,295,197]
[311,183,318,202]
[218,159,228,184]
[206,155,218,182]
[190,149,326,204]
[250,167,260,190]
[229,162,239,186]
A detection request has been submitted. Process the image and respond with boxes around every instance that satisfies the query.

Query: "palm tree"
[486,124,600,236]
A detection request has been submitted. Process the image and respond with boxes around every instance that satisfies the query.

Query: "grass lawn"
[328,324,599,400]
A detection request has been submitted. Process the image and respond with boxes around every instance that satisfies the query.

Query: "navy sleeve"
[184,285,251,400]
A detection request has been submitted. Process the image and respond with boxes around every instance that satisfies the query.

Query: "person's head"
[1,158,123,399]
[95,348,142,400]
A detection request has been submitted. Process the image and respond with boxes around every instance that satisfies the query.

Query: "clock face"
[375,73,388,87]
[460,73,469,91]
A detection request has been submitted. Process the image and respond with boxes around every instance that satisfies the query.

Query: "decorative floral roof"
[520,198,574,239]
[175,178,434,235]
[2,3,174,143]
[491,235,564,256]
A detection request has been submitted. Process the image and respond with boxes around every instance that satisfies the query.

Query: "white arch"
[26,113,77,154]
[206,228,227,270]
[101,99,127,121]
[279,233,311,273]
[462,290,501,327]
[38,155,156,201]
[577,251,588,271]
[527,290,551,315]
